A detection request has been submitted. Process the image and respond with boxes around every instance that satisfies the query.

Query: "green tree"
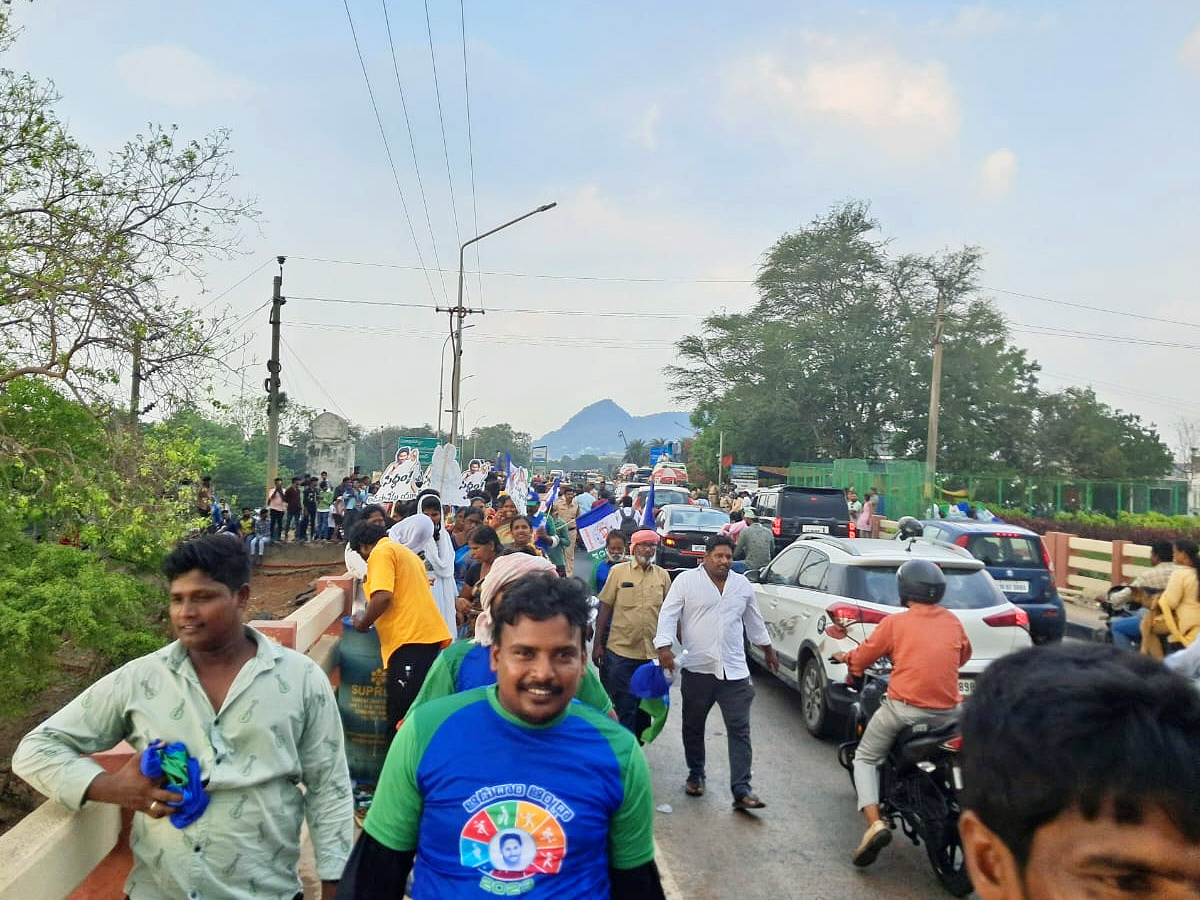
[668,201,1043,475]
[623,439,649,466]
[1027,387,1172,480]
[467,423,531,467]
[0,8,257,409]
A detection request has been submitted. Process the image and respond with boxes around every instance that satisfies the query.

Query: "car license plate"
[801,524,829,533]
[691,544,706,552]
[958,679,974,695]
[995,580,1030,593]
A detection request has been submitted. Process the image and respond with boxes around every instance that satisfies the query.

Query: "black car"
[655,504,730,568]
[751,486,854,555]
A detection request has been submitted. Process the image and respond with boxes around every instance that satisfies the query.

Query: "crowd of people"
[12,469,1200,899]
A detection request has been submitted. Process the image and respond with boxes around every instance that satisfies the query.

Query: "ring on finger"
[149,800,160,814]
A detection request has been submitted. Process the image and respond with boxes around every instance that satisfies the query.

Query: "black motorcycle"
[1099,585,1163,649]
[836,661,972,897]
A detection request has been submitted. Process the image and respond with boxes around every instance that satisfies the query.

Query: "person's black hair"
[163,534,251,592]
[606,530,627,546]
[729,510,743,523]
[492,574,590,646]
[201,475,212,483]
[348,521,388,552]
[259,508,268,516]
[419,493,442,514]
[469,524,502,552]
[705,533,735,553]
[466,490,488,503]
[1150,540,1174,562]
[620,496,633,508]
[361,503,389,523]
[960,643,1200,868]
[1175,539,1199,570]
[392,499,417,520]
[510,515,531,528]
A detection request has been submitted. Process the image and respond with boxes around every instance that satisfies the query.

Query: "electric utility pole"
[924,285,948,505]
[265,256,286,488]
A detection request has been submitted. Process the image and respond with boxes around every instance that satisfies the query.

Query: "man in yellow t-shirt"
[350,522,452,729]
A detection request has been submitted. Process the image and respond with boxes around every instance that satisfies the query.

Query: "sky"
[7,1,1199,449]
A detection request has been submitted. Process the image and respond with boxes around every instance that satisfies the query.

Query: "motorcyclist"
[831,559,972,867]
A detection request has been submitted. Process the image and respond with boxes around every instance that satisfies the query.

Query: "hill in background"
[535,399,693,458]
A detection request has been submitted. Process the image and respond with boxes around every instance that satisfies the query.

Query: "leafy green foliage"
[669,201,1172,482]
[990,508,1200,547]
[0,532,167,718]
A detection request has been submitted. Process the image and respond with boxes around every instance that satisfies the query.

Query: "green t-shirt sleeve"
[406,640,467,716]
[609,738,656,869]
[362,710,425,851]
[578,663,613,714]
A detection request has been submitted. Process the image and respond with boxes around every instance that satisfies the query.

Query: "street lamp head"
[536,202,557,213]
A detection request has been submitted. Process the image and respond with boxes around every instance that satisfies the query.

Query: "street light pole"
[445,202,557,447]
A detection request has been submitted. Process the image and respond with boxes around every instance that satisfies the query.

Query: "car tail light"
[983,608,1030,629]
[824,602,891,639]
[1039,539,1054,573]
[939,735,963,752]
[771,517,782,537]
[848,520,857,538]
[663,536,677,547]
[954,535,970,548]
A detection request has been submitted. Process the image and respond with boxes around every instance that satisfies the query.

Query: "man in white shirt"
[655,534,778,809]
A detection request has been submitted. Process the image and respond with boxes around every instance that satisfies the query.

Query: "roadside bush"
[992,508,1200,546]
[0,528,168,719]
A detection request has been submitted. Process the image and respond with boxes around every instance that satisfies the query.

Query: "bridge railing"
[0,573,355,900]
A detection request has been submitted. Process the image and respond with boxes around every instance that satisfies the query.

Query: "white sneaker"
[852,820,892,867]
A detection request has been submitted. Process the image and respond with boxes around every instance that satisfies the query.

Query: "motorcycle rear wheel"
[923,817,972,897]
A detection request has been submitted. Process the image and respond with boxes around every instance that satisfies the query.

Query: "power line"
[459,0,484,309]
[381,0,450,304]
[288,255,1196,329]
[423,0,465,300]
[1009,323,1200,351]
[196,258,274,314]
[285,319,678,348]
[287,293,701,319]
[341,0,441,305]
[280,334,350,419]
[985,286,1200,331]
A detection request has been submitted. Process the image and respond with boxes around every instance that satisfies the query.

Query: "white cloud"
[114,45,255,107]
[632,103,661,150]
[722,46,960,158]
[1179,23,1200,70]
[979,148,1018,197]
[945,5,1007,36]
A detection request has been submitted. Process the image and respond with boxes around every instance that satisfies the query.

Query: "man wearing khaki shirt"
[553,485,581,577]
[593,529,673,735]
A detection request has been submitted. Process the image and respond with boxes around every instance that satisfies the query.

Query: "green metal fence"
[786,461,1192,519]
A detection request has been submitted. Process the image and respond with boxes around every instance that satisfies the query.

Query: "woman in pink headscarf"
[405,555,615,719]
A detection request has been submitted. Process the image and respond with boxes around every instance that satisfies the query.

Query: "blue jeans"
[283,511,300,539]
[601,650,650,735]
[1111,608,1146,650]
[316,511,330,539]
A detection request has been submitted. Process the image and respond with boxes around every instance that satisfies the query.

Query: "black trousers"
[385,642,443,729]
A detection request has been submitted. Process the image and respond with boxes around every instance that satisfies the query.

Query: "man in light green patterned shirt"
[13,535,354,900]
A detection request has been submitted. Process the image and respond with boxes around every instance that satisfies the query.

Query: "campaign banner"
[461,458,491,491]
[376,436,441,502]
[649,445,668,466]
[730,464,757,480]
[576,501,621,564]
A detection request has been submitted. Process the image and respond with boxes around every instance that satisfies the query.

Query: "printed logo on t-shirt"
[460,783,572,895]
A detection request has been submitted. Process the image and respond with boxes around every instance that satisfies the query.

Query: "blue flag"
[641,482,656,528]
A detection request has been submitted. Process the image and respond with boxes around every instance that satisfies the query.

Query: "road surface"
[643,663,969,900]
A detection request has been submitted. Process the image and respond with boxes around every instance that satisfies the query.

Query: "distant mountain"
[535,399,693,459]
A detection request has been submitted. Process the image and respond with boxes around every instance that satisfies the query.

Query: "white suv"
[744,536,1032,737]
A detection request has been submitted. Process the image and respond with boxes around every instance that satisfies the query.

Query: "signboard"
[730,464,757,480]
[530,445,549,476]
[732,478,759,493]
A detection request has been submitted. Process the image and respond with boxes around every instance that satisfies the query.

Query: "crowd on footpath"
[13,466,1200,899]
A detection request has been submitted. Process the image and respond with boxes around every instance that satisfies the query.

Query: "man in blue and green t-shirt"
[338,574,666,899]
